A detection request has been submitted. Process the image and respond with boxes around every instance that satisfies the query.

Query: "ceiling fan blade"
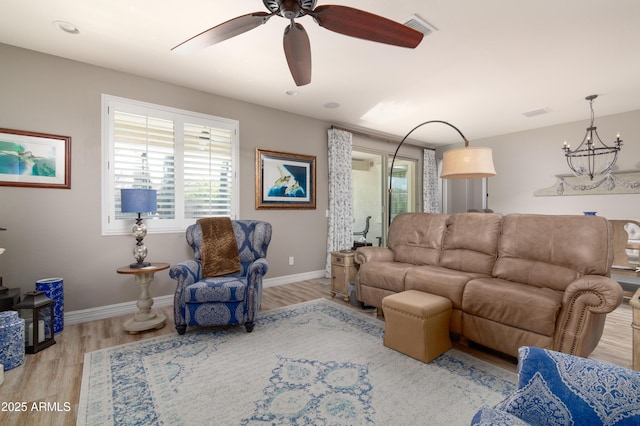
[312,5,423,48]
[172,12,271,53]
[283,23,312,86]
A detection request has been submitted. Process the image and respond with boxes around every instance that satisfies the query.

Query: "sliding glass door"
[389,158,417,222]
[352,150,384,247]
[352,150,417,247]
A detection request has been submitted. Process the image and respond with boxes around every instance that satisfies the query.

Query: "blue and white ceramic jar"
[0,310,25,370]
[36,278,64,334]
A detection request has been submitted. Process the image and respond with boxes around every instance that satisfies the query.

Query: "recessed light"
[286,90,299,96]
[323,102,340,109]
[53,20,80,35]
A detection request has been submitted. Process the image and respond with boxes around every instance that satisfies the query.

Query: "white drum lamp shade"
[440,147,496,179]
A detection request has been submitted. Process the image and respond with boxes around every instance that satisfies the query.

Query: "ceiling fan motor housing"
[263,0,316,19]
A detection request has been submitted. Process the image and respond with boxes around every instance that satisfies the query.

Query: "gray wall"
[0,44,330,311]
[477,110,640,217]
[3,43,639,313]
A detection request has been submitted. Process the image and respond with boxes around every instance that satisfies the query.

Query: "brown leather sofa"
[355,212,624,358]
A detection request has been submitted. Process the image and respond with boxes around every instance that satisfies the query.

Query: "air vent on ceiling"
[522,107,551,118]
[403,14,438,36]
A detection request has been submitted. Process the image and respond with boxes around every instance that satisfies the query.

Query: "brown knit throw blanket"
[197,217,241,278]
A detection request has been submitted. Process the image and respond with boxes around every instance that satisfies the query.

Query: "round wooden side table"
[117,262,169,334]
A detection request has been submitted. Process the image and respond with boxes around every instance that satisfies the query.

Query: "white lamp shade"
[440,147,496,179]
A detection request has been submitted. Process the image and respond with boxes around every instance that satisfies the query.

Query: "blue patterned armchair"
[471,346,640,425]
[170,220,272,334]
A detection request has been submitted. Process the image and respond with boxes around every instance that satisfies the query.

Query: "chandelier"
[562,94,622,180]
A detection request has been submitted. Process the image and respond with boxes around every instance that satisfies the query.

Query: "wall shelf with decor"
[534,170,640,196]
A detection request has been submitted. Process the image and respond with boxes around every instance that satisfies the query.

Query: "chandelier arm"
[388,120,469,227]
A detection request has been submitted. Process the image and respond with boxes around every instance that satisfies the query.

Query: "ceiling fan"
[172,0,424,86]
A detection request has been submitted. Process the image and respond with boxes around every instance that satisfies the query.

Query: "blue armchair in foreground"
[170,220,271,334]
[471,346,640,425]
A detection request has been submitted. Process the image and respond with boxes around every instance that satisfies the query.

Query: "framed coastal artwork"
[255,148,316,209]
[0,128,71,189]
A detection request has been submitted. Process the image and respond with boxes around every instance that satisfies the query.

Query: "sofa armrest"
[354,246,394,264]
[245,258,268,323]
[554,275,623,356]
[169,259,202,289]
[247,258,269,279]
[496,346,640,426]
[562,275,624,313]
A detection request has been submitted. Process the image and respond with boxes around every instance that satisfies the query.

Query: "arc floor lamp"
[388,120,496,225]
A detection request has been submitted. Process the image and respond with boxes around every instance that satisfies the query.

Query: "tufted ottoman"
[382,290,452,363]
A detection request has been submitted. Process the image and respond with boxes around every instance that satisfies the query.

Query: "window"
[102,95,239,235]
[389,159,416,219]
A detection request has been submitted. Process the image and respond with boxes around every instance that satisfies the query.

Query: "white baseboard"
[64,270,327,325]
[64,295,174,326]
[262,269,326,288]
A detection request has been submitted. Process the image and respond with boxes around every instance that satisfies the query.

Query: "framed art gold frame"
[255,148,316,209]
[0,128,71,189]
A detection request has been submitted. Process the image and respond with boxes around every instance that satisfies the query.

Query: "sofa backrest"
[388,213,449,265]
[494,214,613,291]
[187,219,272,276]
[439,213,503,275]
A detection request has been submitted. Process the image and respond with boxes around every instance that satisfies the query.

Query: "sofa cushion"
[494,214,613,291]
[357,261,413,293]
[185,277,246,303]
[405,265,487,310]
[463,277,563,336]
[388,213,448,266]
[439,213,502,275]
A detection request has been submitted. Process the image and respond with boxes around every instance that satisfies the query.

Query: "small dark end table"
[0,288,20,312]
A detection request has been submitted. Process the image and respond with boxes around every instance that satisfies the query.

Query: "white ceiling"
[2,0,640,145]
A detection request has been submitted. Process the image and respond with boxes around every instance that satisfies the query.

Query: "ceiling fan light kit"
[172,0,424,86]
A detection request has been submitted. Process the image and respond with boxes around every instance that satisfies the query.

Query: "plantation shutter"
[103,95,239,235]
[113,111,176,220]
[183,123,234,218]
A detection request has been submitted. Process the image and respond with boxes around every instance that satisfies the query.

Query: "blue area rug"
[78,299,516,425]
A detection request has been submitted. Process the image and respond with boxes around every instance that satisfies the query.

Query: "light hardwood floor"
[0,278,634,426]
